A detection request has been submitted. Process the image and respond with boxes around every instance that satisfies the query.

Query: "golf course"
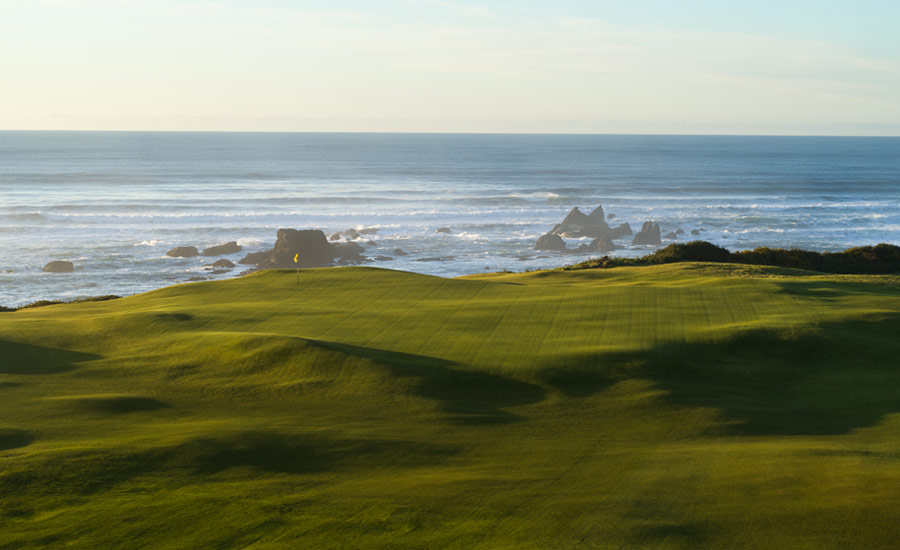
[3,261,900,549]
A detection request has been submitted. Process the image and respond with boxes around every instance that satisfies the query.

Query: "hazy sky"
[3,0,900,134]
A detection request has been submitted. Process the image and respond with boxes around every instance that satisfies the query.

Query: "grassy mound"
[2,264,900,548]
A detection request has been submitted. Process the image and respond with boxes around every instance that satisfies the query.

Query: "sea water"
[1,131,899,306]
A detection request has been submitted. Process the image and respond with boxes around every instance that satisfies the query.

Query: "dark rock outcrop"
[436,227,452,234]
[374,255,393,261]
[550,205,610,238]
[256,229,334,269]
[43,261,74,273]
[633,222,662,245]
[607,213,616,220]
[332,242,365,263]
[202,242,242,256]
[359,227,379,235]
[166,246,199,258]
[345,229,360,240]
[535,233,567,251]
[329,232,341,241]
[238,251,268,265]
[393,248,409,256]
[664,231,678,240]
[210,259,235,268]
[691,229,701,236]
[610,223,633,239]
[675,229,685,235]
[589,237,619,253]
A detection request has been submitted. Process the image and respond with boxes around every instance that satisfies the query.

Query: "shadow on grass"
[58,395,170,414]
[308,340,546,424]
[0,431,459,500]
[0,340,100,375]
[581,313,900,436]
[186,431,458,475]
[0,429,34,451]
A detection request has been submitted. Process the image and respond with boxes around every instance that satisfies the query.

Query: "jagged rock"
[329,232,341,241]
[166,246,199,258]
[238,251,268,265]
[575,243,591,252]
[664,232,678,240]
[691,229,701,236]
[610,223,633,239]
[607,213,616,220]
[43,261,74,273]
[436,227,452,234]
[210,259,235,268]
[393,248,409,256]
[345,229,360,240]
[366,240,377,246]
[675,229,685,235]
[202,241,242,256]
[633,221,662,245]
[359,227,379,235]
[374,255,393,261]
[535,233,567,251]
[332,242,365,263]
[550,205,610,238]
[256,229,334,269]
[589,237,619,252]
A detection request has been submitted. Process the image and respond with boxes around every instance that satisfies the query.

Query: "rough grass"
[3,263,900,548]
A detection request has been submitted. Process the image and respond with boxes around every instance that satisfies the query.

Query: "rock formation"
[332,242,366,264]
[392,248,409,256]
[255,229,335,269]
[436,227,452,234]
[664,231,678,240]
[210,259,235,268]
[691,229,701,236]
[589,237,619,253]
[43,261,74,273]
[202,242,242,256]
[238,251,268,265]
[166,246,199,258]
[550,206,610,238]
[609,223,633,239]
[535,233,567,251]
[632,222,662,245]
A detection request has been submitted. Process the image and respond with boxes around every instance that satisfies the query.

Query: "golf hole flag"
[293,253,299,264]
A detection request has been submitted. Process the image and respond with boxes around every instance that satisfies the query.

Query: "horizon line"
[1,129,899,138]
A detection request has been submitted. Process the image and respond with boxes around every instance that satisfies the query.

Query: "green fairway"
[3,263,900,548]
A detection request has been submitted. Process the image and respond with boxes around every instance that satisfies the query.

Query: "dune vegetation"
[3,263,900,548]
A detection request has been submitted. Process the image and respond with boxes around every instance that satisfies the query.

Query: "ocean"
[2,131,899,307]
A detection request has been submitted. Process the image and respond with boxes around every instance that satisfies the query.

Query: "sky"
[2,0,900,135]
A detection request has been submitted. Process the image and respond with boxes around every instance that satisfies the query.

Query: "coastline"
[7,240,900,312]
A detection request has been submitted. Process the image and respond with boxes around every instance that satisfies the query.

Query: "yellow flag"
[293,253,299,264]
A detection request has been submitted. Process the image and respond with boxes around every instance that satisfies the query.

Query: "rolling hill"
[3,263,900,548]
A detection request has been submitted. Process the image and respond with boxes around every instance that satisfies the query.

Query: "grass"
[2,263,900,548]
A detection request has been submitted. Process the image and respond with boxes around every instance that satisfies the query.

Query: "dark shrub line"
[0,295,121,312]
[566,241,900,275]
